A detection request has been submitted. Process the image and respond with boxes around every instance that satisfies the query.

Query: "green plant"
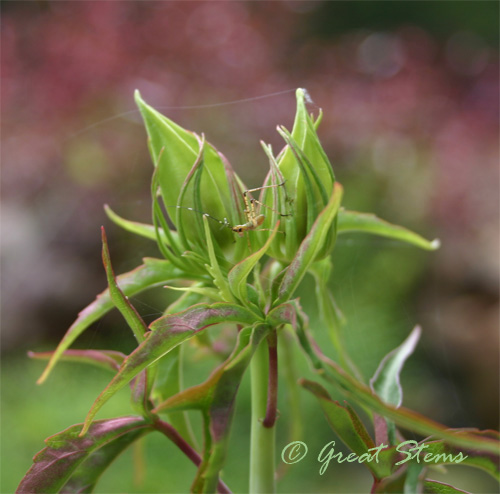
[19,89,499,493]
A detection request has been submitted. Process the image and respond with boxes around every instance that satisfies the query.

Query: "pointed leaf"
[416,433,499,480]
[287,306,499,454]
[37,258,190,384]
[155,325,270,493]
[300,380,397,479]
[17,417,151,494]
[228,221,279,305]
[29,350,124,374]
[424,480,471,493]
[371,326,420,406]
[403,461,426,494]
[104,204,176,245]
[276,182,343,305]
[81,303,259,434]
[101,227,148,342]
[164,284,224,302]
[338,209,440,250]
[135,91,236,247]
[202,215,235,303]
[277,88,334,242]
[370,326,421,444]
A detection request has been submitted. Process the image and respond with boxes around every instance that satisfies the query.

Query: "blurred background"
[1,1,498,493]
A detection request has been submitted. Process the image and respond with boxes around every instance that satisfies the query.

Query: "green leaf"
[135,91,237,249]
[423,480,471,493]
[277,88,335,243]
[275,182,343,305]
[17,417,151,494]
[403,461,425,493]
[309,258,361,378]
[259,143,298,262]
[338,209,440,250]
[164,284,224,303]
[101,227,148,343]
[228,221,279,306]
[202,215,235,303]
[104,204,176,245]
[81,303,260,435]
[37,258,191,384]
[370,326,421,443]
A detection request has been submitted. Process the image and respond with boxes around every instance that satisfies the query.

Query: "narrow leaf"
[104,204,175,245]
[301,380,395,480]
[228,221,279,305]
[37,258,190,384]
[338,209,440,250]
[286,305,500,454]
[81,303,259,434]
[29,350,124,374]
[101,227,148,342]
[202,215,235,303]
[17,417,151,494]
[276,182,343,305]
[371,326,420,407]
[423,480,471,493]
[155,325,270,493]
[418,434,499,480]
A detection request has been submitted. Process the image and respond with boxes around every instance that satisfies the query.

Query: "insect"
[168,182,291,237]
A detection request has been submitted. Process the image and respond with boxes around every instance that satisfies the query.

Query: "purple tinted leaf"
[418,433,499,480]
[81,303,259,435]
[292,313,500,455]
[17,417,151,494]
[29,350,124,374]
[37,258,190,384]
[154,325,269,493]
[197,325,270,493]
[300,380,398,479]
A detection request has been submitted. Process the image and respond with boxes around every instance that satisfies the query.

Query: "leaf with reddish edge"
[423,480,471,493]
[228,221,279,306]
[414,432,499,480]
[101,227,148,343]
[81,303,259,435]
[300,380,396,480]
[17,417,151,494]
[37,258,194,385]
[273,301,500,455]
[29,350,124,374]
[338,209,440,251]
[275,182,343,306]
[154,325,270,493]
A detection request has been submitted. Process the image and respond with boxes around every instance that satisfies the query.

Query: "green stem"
[250,337,276,493]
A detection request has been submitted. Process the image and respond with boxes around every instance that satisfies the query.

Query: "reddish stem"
[153,418,232,494]
[262,330,278,428]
